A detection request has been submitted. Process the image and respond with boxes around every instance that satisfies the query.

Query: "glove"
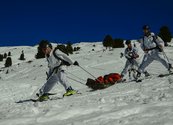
[133,54,139,59]
[157,45,163,52]
[73,61,79,66]
[126,52,134,59]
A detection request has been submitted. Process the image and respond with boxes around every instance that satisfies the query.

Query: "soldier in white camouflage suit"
[37,41,79,101]
[121,40,149,80]
[136,25,172,79]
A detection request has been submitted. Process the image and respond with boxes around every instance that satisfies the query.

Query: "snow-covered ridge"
[0,41,173,125]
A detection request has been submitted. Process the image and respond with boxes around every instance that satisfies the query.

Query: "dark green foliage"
[35,47,45,59]
[56,42,75,55]
[0,54,3,61]
[73,46,81,51]
[158,26,172,46]
[35,40,76,58]
[19,51,25,60]
[5,57,12,67]
[66,42,73,54]
[56,44,69,55]
[8,52,11,56]
[35,40,47,59]
[103,35,114,49]
[3,53,7,58]
[103,35,124,48]
[19,54,25,60]
[77,47,80,50]
[73,47,77,51]
[112,39,124,48]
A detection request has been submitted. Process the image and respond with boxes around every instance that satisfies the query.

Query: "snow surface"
[0,41,173,125]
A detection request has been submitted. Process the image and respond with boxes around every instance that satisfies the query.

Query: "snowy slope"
[0,41,173,125]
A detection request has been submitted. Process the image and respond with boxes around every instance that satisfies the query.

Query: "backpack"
[53,48,71,66]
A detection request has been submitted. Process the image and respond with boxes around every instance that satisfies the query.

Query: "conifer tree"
[19,50,25,60]
[8,51,11,56]
[103,35,113,49]
[158,26,172,46]
[35,40,47,59]
[66,42,73,54]
[0,54,3,61]
[3,53,7,58]
[5,57,12,67]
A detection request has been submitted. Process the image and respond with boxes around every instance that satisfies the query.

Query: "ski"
[135,73,172,82]
[120,79,138,83]
[120,74,153,83]
[135,79,142,82]
[16,99,39,103]
[135,75,154,83]
[16,91,82,103]
[158,72,173,77]
[36,92,57,97]
[62,90,82,97]
[50,91,82,100]
[120,78,143,83]
[16,93,58,103]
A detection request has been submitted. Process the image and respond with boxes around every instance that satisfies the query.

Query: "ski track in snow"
[0,42,173,125]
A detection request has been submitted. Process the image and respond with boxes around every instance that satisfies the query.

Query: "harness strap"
[53,48,71,66]
[143,34,162,52]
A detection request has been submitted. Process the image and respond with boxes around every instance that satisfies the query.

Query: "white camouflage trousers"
[40,70,70,94]
[138,50,169,73]
[121,59,139,76]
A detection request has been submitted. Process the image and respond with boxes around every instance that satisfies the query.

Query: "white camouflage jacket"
[124,47,139,60]
[140,32,164,51]
[46,48,74,75]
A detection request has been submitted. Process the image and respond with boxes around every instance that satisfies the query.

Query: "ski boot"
[63,86,77,97]
[168,63,173,73]
[144,71,150,77]
[168,69,173,74]
[134,71,141,81]
[37,93,49,102]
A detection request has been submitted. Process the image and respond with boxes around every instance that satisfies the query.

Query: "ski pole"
[162,49,172,68]
[78,65,103,84]
[66,76,86,85]
[88,66,106,71]
[78,65,97,79]
[162,50,170,63]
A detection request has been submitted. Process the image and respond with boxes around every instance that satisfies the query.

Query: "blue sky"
[0,0,173,46]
